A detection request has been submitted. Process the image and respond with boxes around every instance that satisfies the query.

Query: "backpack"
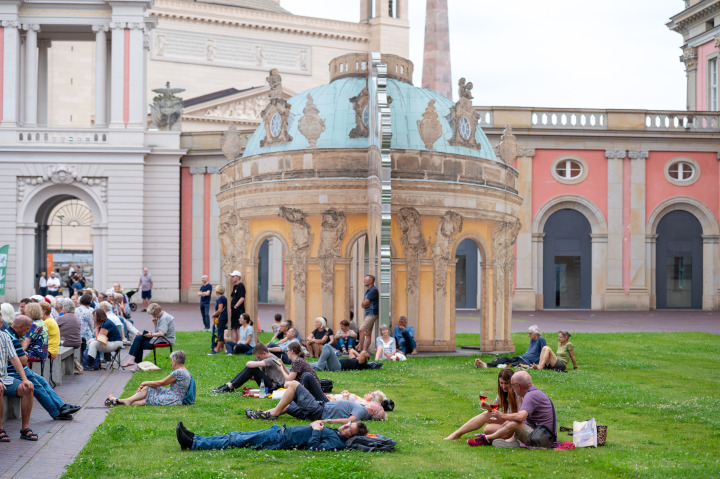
[182,377,196,405]
[345,434,397,452]
[319,379,333,393]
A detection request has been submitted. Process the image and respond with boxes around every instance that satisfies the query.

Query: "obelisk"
[422,0,452,99]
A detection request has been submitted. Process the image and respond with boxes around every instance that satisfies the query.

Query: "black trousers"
[229,367,278,391]
[488,356,528,368]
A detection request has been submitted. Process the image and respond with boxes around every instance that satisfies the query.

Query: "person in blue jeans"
[197,275,212,331]
[476,325,547,369]
[176,420,368,451]
[392,316,417,355]
[334,320,357,354]
[4,315,81,420]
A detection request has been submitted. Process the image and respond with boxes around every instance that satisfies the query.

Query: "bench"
[1,395,21,423]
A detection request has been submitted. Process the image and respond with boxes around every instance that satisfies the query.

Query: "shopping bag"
[573,418,598,447]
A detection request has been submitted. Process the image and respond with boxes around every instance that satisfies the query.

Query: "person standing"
[358,275,379,352]
[137,268,153,312]
[47,272,61,297]
[38,272,48,296]
[197,275,212,332]
[229,270,245,344]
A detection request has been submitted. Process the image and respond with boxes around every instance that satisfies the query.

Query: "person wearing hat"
[229,271,245,344]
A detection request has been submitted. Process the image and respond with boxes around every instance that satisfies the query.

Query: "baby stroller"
[125,289,139,312]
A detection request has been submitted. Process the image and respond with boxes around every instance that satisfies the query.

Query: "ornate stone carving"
[218,212,251,277]
[517,148,536,158]
[150,82,185,131]
[260,70,293,147]
[628,150,649,160]
[1,20,20,29]
[17,165,108,202]
[430,211,463,294]
[188,167,206,175]
[205,39,216,61]
[279,206,312,297]
[605,150,626,160]
[417,99,443,149]
[204,97,268,121]
[108,22,127,30]
[448,78,481,150]
[492,219,521,319]
[220,123,245,162]
[497,125,518,164]
[716,35,720,50]
[398,207,427,296]
[680,46,698,71]
[155,33,167,56]
[297,94,325,148]
[206,166,223,175]
[22,24,40,32]
[349,86,369,138]
[92,24,109,33]
[318,208,346,294]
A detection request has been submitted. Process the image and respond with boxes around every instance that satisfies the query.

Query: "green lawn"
[64,331,720,478]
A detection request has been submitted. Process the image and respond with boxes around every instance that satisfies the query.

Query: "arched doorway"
[543,209,591,309]
[454,238,482,310]
[44,198,95,295]
[656,210,703,309]
[254,234,287,331]
[347,233,370,326]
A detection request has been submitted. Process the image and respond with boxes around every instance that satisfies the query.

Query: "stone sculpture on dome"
[150,82,184,131]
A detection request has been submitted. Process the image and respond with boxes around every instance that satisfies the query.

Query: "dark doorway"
[455,238,481,309]
[258,239,269,302]
[543,209,591,309]
[656,210,703,309]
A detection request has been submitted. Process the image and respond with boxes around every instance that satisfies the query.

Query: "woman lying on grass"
[105,350,192,406]
[444,368,520,441]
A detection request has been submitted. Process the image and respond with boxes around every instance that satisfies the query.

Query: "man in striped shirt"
[0,318,37,442]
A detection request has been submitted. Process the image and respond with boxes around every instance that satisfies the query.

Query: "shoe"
[467,434,491,446]
[176,422,195,451]
[54,412,74,421]
[142,309,147,312]
[203,328,211,332]
[213,384,232,393]
[207,351,217,355]
[492,439,520,448]
[60,404,82,415]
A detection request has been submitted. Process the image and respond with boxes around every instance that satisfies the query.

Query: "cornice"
[150,0,369,42]
[667,0,720,34]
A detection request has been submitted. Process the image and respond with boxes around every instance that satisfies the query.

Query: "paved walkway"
[0,350,134,479]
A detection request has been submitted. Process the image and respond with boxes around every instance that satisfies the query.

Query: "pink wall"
[645,151,719,226]
[532,149,608,222]
[180,167,193,290]
[696,40,718,111]
[0,27,4,123]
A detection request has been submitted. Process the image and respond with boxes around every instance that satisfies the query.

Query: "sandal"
[256,410,278,421]
[20,428,38,441]
[104,396,120,407]
[0,429,9,442]
[245,408,260,419]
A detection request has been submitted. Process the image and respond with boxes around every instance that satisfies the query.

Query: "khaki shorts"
[361,315,378,332]
[516,424,555,448]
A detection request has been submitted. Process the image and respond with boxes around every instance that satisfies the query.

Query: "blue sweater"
[520,336,547,364]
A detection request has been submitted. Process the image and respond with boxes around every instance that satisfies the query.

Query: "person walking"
[137,268,153,312]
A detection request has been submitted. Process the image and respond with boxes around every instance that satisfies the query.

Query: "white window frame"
[708,56,718,112]
[664,157,701,186]
[551,155,588,185]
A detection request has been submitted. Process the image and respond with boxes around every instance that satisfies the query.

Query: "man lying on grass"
[176,420,368,451]
[246,379,386,423]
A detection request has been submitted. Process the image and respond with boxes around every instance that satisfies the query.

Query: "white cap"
[229,270,242,277]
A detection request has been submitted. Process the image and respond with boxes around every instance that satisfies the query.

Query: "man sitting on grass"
[212,344,288,394]
[468,371,556,448]
[247,379,386,423]
[176,419,367,451]
[475,325,546,369]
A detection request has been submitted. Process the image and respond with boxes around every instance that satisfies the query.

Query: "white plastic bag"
[271,389,286,400]
[573,418,598,448]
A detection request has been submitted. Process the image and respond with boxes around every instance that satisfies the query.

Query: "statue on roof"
[150,82,185,131]
[458,78,473,100]
[267,68,283,99]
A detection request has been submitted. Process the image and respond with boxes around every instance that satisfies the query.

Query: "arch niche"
[450,233,489,347]
[17,182,108,298]
[646,197,720,310]
[533,196,608,310]
[247,231,291,333]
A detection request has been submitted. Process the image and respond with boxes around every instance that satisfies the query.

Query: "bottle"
[259,380,266,398]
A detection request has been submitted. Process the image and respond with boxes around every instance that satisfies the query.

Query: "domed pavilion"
[217,53,522,352]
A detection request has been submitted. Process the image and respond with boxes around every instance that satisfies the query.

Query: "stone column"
[531,232,544,309]
[628,150,648,307]
[702,235,719,310]
[108,22,125,128]
[591,233,608,310]
[23,23,39,127]
[93,25,109,127]
[127,22,145,127]
[605,150,626,305]
[37,39,50,126]
[645,234,658,309]
[188,166,207,301]
[1,20,21,126]
[513,148,536,310]
[16,223,38,300]
[681,46,698,111]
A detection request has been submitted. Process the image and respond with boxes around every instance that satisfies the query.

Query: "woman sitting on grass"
[532,330,577,371]
[444,369,520,441]
[375,324,403,361]
[225,313,255,355]
[306,317,332,357]
[105,350,192,406]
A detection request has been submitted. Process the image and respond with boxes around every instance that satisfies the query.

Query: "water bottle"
[259,380,266,398]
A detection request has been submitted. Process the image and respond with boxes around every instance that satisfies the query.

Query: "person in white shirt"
[38,272,48,296]
[47,272,61,297]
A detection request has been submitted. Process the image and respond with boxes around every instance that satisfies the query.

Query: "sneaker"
[207,351,217,356]
[492,438,520,448]
[176,422,195,451]
[59,404,82,415]
[467,434,491,446]
[213,384,232,393]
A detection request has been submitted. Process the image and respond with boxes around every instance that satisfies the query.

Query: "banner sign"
[0,245,8,296]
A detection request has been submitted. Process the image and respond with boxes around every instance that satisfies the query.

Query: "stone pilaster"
[680,46,698,110]
[1,20,21,126]
[37,39,50,126]
[628,150,648,305]
[108,22,126,128]
[702,235,720,310]
[93,25,109,127]
[421,0,452,99]
[605,150,625,300]
[127,22,145,127]
[22,23,39,127]
[513,148,536,310]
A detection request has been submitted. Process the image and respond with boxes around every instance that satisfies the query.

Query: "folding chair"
[152,337,173,365]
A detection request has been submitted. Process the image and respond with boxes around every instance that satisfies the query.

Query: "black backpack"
[319,379,333,393]
[345,434,397,452]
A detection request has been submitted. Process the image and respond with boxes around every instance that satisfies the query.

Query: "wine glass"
[490,404,499,420]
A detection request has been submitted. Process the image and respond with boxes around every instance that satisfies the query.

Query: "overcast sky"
[280,0,687,110]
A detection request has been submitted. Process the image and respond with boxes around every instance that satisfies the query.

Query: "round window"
[668,161,695,181]
[269,113,282,137]
[458,116,471,140]
[362,106,369,128]
[555,159,583,180]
